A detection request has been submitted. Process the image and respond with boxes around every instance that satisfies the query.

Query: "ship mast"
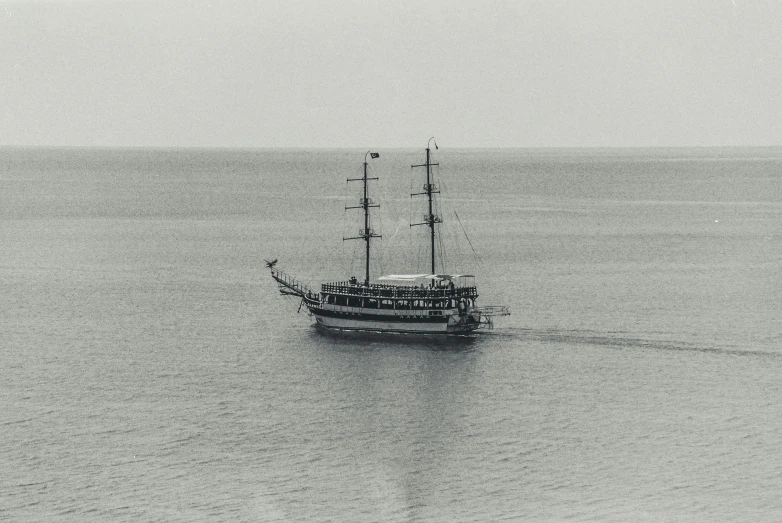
[344,152,381,286]
[411,137,441,274]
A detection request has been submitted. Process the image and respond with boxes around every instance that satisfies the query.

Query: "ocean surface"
[1,146,780,522]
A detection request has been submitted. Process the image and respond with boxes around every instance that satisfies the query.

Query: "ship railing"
[320,282,477,299]
[473,305,510,317]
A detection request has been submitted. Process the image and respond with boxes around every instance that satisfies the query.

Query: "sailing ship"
[267,139,509,334]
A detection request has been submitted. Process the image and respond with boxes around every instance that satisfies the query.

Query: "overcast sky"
[2,0,780,147]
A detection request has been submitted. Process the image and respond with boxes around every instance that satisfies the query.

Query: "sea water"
[1,146,780,521]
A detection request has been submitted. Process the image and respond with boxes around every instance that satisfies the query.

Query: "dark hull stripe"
[315,324,480,335]
[311,307,450,324]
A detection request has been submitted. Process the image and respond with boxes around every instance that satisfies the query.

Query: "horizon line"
[2,144,781,150]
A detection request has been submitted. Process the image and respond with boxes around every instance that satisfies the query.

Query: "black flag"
[370,152,380,159]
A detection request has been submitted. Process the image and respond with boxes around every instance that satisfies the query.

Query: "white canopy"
[377,274,429,282]
[378,274,474,282]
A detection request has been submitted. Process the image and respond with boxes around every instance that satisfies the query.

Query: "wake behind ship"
[267,139,509,334]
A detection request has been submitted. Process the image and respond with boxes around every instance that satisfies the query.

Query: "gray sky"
[2,0,780,147]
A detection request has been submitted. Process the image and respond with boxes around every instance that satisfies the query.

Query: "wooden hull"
[309,306,482,334]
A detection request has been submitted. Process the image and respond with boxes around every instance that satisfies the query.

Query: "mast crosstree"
[411,137,441,274]
[344,152,381,286]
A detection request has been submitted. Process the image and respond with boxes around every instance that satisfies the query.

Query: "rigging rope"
[454,210,480,258]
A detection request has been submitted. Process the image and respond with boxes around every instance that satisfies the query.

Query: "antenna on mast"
[344,151,381,286]
[411,138,441,274]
